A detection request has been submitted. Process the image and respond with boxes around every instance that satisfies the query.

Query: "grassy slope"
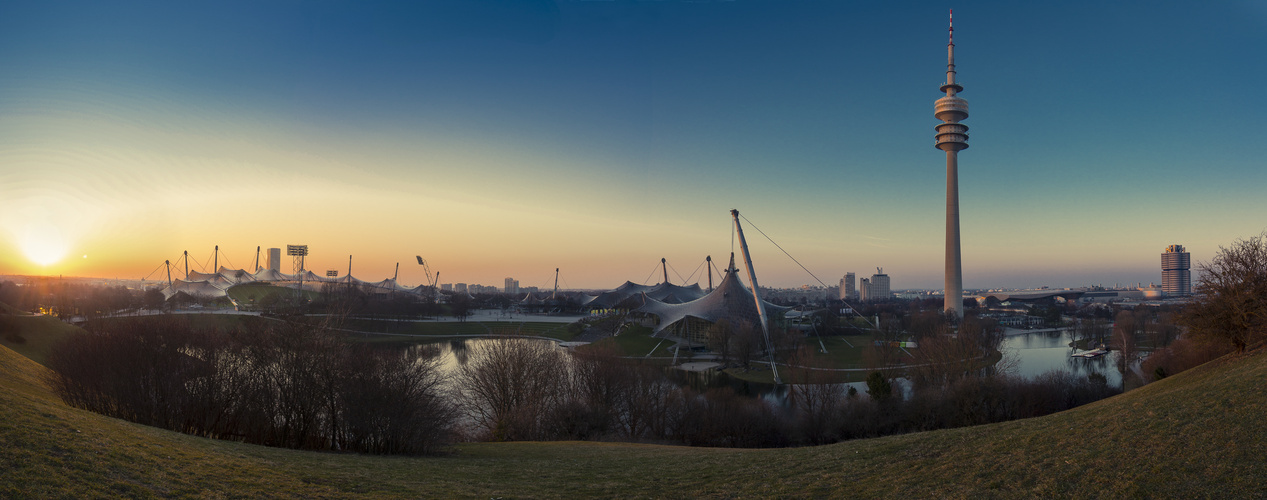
[0,301,25,315]
[2,343,1265,498]
[584,325,678,357]
[0,314,85,366]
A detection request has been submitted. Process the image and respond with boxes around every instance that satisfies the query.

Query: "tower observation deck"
[936,10,968,318]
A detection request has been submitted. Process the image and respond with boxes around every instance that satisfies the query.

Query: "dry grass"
[0,314,85,366]
[2,338,1265,498]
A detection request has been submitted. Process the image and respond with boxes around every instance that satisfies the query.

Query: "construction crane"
[415,256,439,298]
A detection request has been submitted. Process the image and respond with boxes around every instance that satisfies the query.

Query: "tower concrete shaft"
[935,10,968,318]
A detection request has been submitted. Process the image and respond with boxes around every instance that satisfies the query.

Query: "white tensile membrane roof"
[634,266,788,337]
[587,281,708,309]
[161,266,428,300]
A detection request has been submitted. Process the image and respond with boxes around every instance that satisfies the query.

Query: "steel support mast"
[730,209,781,384]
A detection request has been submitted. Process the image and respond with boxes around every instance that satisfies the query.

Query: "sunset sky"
[2,0,1265,290]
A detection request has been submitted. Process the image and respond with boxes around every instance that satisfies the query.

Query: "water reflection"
[1002,329,1123,388]
[667,367,790,404]
[403,338,563,382]
[449,339,468,366]
[401,331,1128,403]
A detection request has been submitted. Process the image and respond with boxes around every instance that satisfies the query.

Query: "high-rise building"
[455,283,468,293]
[504,277,519,294]
[870,268,890,300]
[1162,244,1191,296]
[935,10,969,318]
[858,268,891,302]
[266,248,281,272]
[839,272,856,300]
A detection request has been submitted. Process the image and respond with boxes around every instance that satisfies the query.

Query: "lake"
[404,330,1131,405]
[1002,329,1126,388]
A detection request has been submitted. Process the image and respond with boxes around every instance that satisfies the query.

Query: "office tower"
[266,247,281,272]
[840,272,856,300]
[858,268,891,302]
[1162,244,1191,296]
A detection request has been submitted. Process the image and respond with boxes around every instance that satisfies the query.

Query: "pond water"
[1002,329,1125,388]
[402,337,569,384]
[402,331,1131,404]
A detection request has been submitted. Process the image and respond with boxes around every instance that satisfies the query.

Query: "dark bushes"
[48,317,1124,452]
[1141,337,1232,382]
[48,316,455,455]
[456,338,792,447]
[456,338,1119,449]
[835,370,1119,440]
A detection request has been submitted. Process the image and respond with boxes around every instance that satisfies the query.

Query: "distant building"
[266,248,281,272]
[469,284,497,294]
[839,272,856,300]
[504,277,519,294]
[1162,244,1191,296]
[859,268,891,302]
[441,283,453,292]
[455,283,468,293]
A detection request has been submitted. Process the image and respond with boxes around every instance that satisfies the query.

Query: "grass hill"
[2,326,1265,497]
[0,313,85,366]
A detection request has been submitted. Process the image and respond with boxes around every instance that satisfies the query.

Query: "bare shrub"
[457,337,568,441]
[907,314,1003,389]
[1141,337,1232,381]
[47,316,455,455]
[338,346,457,454]
[786,345,843,444]
[676,388,788,448]
[1183,232,1267,352]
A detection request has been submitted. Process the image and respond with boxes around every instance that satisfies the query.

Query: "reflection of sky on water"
[1002,330,1123,388]
[409,333,1128,400]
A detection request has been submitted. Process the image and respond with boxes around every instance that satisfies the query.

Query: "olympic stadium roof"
[634,266,788,338]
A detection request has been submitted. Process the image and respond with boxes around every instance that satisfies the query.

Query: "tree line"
[0,280,163,319]
[48,314,1126,453]
[49,316,455,455]
[1143,231,1267,380]
[455,333,1120,448]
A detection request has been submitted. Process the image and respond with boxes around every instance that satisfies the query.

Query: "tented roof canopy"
[161,279,230,300]
[587,281,707,309]
[635,267,788,338]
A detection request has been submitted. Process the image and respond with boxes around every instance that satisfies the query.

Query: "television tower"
[935,10,969,318]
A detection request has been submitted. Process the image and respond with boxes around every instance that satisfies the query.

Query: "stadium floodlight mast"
[287,245,308,299]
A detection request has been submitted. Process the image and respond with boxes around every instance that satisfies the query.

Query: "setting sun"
[18,223,70,267]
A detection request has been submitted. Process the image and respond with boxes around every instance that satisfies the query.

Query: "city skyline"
[2,1,1265,290]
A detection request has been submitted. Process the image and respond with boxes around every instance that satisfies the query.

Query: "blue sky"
[1,0,1264,290]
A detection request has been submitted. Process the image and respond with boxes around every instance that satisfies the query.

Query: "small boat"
[1071,348,1109,358]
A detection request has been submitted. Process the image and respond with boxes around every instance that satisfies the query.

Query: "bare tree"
[731,321,762,370]
[706,319,734,366]
[1111,310,1140,375]
[786,345,843,444]
[457,337,568,441]
[48,316,456,455]
[906,313,1003,389]
[1183,232,1267,352]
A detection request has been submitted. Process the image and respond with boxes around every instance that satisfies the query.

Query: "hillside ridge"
[2,341,1265,498]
